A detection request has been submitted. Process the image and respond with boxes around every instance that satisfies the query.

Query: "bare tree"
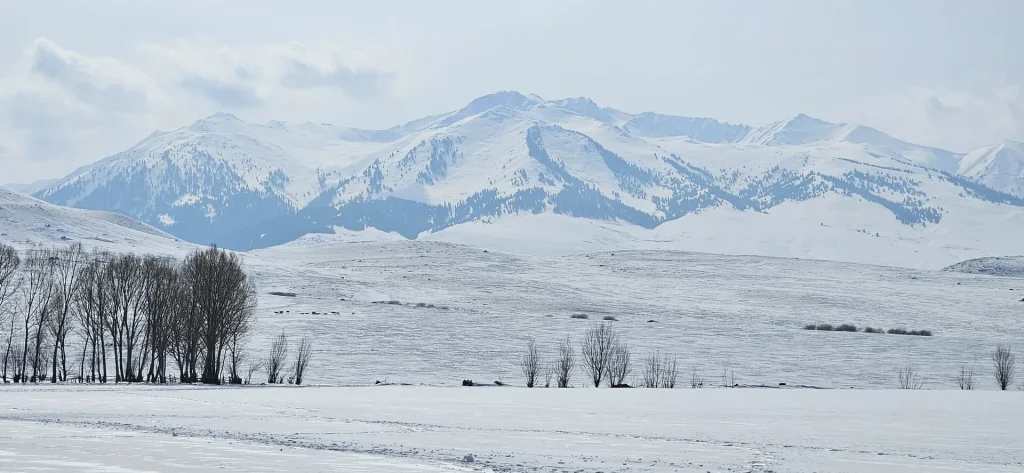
[141,257,178,383]
[542,365,553,388]
[266,331,289,384]
[182,246,256,384]
[606,341,632,387]
[105,253,146,382]
[554,336,575,388]
[48,243,85,382]
[294,335,313,385]
[897,366,924,390]
[581,322,618,388]
[168,268,201,383]
[642,351,664,388]
[992,345,1016,391]
[19,249,56,382]
[955,365,974,390]
[0,244,21,382]
[520,337,541,388]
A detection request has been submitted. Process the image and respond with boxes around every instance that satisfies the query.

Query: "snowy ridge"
[30,91,1024,267]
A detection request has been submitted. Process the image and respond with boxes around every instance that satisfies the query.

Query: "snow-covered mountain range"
[25,91,1024,267]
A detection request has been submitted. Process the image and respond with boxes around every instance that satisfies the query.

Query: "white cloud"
[0,36,405,182]
[855,85,1024,152]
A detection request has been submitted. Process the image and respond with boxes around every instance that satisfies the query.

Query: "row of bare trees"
[520,322,679,388]
[0,242,257,385]
[900,346,1017,390]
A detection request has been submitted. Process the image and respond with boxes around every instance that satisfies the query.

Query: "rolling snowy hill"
[0,187,187,254]
[30,91,1024,267]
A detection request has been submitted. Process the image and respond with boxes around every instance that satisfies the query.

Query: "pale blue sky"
[1,0,1021,182]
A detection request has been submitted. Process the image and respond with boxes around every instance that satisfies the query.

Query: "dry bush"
[520,337,541,388]
[955,365,974,390]
[642,351,663,388]
[581,322,618,387]
[690,370,704,389]
[992,345,1016,391]
[660,357,678,389]
[897,366,924,390]
[294,335,313,385]
[605,341,632,387]
[266,331,289,384]
[554,336,575,388]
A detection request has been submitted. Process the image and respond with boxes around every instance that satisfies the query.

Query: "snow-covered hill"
[0,187,187,254]
[32,91,1024,268]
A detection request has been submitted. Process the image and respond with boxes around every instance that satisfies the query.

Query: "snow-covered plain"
[2,385,1022,472]
[244,240,1024,390]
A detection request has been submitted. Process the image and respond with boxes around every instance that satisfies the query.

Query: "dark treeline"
[0,242,256,385]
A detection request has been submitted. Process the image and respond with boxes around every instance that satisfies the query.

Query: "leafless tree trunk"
[520,337,540,388]
[294,335,313,385]
[606,341,632,387]
[992,345,1016,391]
[0,244,21,383]
[581,322,618,388]
[554,336,575,388]
[897,366,924,390]
[266,331,289,384]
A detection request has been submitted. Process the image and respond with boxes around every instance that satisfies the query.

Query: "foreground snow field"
[1,385,1021,472]
[246,241,1024,390]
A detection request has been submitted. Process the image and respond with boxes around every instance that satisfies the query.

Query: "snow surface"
[1,385,1022,472]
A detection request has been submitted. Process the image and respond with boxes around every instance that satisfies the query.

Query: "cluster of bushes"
[804,323,932,336]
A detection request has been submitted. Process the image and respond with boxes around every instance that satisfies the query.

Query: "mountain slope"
[31,91,1024,268]
[959,140,1024,197]
[0,187,187,254]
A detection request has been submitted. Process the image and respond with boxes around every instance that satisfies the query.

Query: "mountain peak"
[463,91,540,113]
[789,113,833,126]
